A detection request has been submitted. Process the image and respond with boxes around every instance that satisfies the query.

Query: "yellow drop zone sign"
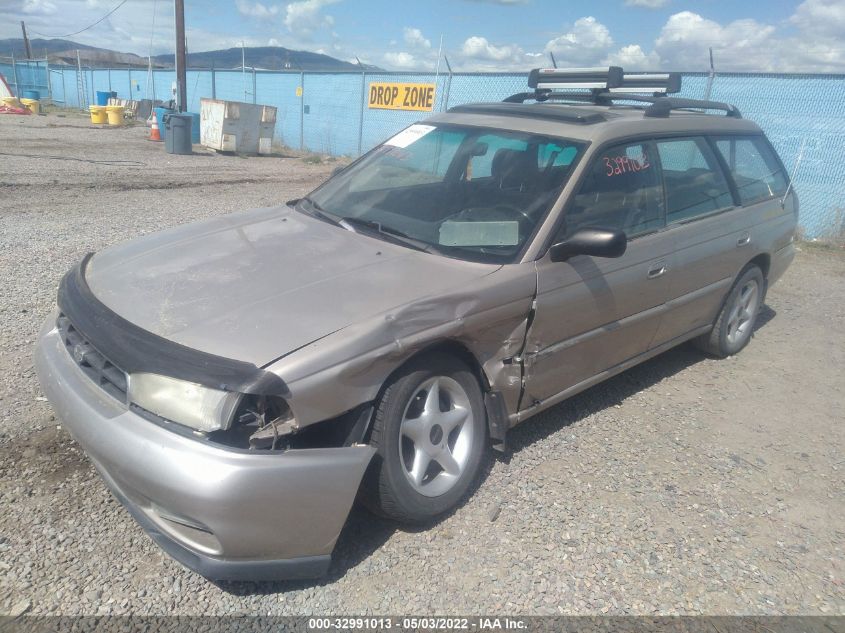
[368,82,436,111]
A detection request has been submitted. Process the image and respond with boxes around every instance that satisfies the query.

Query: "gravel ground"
[1,112,843,616]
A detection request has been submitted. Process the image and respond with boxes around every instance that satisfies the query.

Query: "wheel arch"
[363,338,500,446]
[747,252,771,280]
[715,254,770,324]
[413,339,493,392]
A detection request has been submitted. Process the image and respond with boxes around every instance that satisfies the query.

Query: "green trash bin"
[164,113,193,155]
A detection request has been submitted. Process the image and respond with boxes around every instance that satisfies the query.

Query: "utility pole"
[20,21,32,59]
[174,0,187,112]
[242,41,247,102]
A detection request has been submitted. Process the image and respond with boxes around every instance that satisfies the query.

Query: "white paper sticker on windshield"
[384,124,436,148]
[439,221,520,247]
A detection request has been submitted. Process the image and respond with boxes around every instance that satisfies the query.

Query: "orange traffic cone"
[149,111,162,142]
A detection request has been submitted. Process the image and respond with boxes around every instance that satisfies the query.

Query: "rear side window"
[656,137,733,223]
[714,136,788,204]
[564,141,664,239]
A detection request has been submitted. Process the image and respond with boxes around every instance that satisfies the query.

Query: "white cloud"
[652,9,845,72]
[22,0,57,15]
[655,11,778,71]
[462,0,529,4]
[380,27,438,70]
[403,27,431,50]
[790,0,845,40]
[382,51,433,70]
[236,0,280,19]
[283,0,338,37]
[461,35,524,62]
[1,0,175,54]
[604,44,660,70]
[4,0,844,75]
[544,17,614,66]
[456,36,543,70]
[624,0,670,8]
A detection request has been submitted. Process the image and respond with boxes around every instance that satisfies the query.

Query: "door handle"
[647,263,667,279]
[737,235,751,247]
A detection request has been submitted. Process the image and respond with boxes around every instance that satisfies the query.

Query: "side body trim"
[513,324,711,425]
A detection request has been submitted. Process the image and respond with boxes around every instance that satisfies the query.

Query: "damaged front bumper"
[34,318,376,581]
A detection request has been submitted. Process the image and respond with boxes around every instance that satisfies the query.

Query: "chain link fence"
[0,57,50,98]
[0,58,842,239]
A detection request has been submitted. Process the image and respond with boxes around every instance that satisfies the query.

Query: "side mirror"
[549,227,627,262]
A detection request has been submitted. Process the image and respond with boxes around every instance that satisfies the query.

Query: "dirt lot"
[0,112,843,616]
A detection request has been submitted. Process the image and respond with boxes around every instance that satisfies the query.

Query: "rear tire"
[361,353,487,524]
[694,265,765,358]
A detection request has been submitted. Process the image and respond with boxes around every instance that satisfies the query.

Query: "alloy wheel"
[726,279,760,347]
[398,376,474,497]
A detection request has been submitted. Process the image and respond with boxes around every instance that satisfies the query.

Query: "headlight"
[128,373,241,432]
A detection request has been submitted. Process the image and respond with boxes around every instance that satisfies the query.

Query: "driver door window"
[564,142,664,239]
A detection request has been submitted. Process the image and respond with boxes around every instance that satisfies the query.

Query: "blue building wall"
[5,63,842,238]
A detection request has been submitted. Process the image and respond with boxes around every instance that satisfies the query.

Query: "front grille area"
[57,314,129,404]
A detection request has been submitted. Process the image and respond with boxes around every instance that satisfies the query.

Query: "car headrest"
[491,148,535,189]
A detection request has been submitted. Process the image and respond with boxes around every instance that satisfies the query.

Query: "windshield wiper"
[297,201,439,254]
[338,217,438,254]
[297,196,343,227]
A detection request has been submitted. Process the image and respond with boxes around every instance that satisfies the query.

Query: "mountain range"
[0,38,378,71]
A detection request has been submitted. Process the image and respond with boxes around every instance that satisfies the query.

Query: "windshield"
[305,123,585,263]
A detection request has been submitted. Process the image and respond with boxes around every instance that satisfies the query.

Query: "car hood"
[85,206,498,367]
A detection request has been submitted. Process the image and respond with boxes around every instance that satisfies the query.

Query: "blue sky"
[2,0,843,71]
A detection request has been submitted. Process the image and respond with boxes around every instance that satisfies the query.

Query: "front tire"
[362,353,487,524]
[695,265,765,358]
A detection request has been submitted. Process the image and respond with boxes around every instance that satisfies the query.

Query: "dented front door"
[520,230,674,408]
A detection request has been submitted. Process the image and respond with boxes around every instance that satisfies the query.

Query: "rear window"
[714,136,788,204]
[655,137,733,223]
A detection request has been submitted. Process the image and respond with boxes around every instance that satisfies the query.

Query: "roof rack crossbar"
[501,90,741,118]
[597,93,742,118]
[448,102,606,124]
[503,91,611,104]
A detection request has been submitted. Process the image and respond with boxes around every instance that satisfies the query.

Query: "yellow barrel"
[89,105,107,124]
[105,105,125,126]
[20,98,40,114]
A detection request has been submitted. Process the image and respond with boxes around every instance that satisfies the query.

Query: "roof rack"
[448,102,606,124]
[527,67,624,90]
[504,67,742,118]
[616,72,681,94]
[629,94,742,118]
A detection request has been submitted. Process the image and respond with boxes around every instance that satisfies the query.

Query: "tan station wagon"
[35,67,797,581]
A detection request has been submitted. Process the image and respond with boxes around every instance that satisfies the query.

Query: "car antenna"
[782,138,807,209]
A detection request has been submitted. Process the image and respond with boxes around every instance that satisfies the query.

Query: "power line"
[29,0,129,39]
